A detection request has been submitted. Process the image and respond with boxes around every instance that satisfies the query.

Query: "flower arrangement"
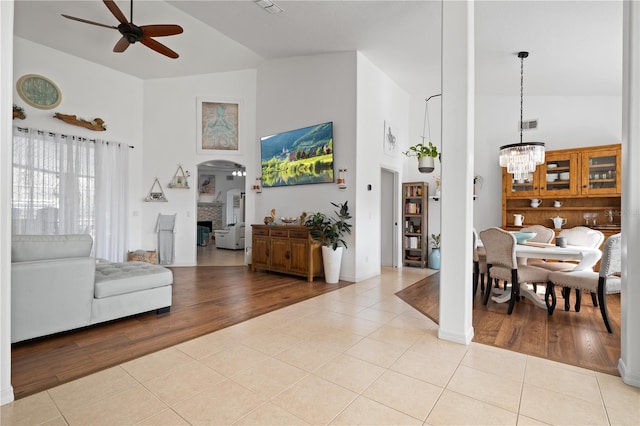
[430,233,441,248]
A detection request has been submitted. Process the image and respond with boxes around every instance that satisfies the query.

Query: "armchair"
[215,222,246,250]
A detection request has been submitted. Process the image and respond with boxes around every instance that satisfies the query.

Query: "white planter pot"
[418,156,435,173]
[322,246,343,284]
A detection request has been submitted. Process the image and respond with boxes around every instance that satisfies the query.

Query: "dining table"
[477,241,603,309]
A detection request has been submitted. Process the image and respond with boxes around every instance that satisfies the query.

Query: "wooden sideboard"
[251,225,323,282]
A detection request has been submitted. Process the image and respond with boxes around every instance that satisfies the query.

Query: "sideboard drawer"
[289,230,308,239]
[270,229,289,237]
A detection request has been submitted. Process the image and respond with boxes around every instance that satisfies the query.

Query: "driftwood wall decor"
[53,112,106,131]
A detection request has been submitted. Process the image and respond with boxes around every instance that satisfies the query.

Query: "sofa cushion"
[94,261,173,298]
[12,234,93,262]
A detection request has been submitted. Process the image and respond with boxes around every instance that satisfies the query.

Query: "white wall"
[12,37,144,252]
[143,70,257,266]
[256,52,358,280]
[404,95,443,247]
[1,0,15,406]
[356,52,409,279]
[473,95,622,232]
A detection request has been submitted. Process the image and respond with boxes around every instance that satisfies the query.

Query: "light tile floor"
[2,267,639,425]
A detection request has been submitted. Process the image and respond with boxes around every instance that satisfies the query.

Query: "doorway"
[381,168,399,267]
[196,160,246,266]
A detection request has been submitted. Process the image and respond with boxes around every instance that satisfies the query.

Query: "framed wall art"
[197,98,240,154]
[383,120,398,157]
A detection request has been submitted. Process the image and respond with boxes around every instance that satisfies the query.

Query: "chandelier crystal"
[499,51,545,180]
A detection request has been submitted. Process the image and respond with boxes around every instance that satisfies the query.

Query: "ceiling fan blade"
[103,0,129,25]
[140,37,179,59]
[140,24,183,37]
[113,36,130,53]
[61,14,118,30]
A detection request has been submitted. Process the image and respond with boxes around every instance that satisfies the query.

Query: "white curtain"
[12,127,129,262]
[94,140,129,262]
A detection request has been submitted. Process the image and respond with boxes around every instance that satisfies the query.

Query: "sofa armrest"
[11,257,95,343]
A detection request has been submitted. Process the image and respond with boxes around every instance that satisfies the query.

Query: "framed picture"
[384,120,398,157]
[197,98,240,153]
[198,175,215,194]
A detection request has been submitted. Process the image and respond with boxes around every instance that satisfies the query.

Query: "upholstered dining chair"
[530,226,605,310]
[547,233,621,333]
[472,228,487,299]
[519,225,555,244]
[530,226,605,271]
[480,227,552,315]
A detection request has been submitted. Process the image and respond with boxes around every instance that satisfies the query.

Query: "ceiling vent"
[519,119,538,131]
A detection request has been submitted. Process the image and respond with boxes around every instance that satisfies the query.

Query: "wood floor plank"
[11,266,354,400]
[396,272,621,376]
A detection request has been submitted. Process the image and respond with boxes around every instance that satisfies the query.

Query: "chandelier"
[499,51,545,181]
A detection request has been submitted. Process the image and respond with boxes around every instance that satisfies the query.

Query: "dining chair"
[546,233,621,333]
[479,227,552,315]
[530,226,605,310]
[472,228,488,299]
[520,225,555,244]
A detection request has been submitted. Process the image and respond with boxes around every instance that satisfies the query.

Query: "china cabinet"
[502,144,621,236]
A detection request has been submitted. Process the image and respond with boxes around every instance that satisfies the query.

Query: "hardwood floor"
[395,272,621,376]
[10,266,353,400]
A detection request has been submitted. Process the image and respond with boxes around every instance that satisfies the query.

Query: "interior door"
[380,168,398,267]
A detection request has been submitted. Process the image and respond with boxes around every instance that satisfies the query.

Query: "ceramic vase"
[418,157,435,173]
[322,246,343,284]
[429,247,441,270]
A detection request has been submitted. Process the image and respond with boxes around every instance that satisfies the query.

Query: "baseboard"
[618,357,640,387]
[438,326,474,345]
[0,385,14,406]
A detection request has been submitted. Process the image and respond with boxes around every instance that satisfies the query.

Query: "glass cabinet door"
[540,152,579,196]
[581,149,621,195]
[503,169,540,197]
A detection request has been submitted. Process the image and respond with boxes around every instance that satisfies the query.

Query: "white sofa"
[11,234,173,343]
[215,222,245,250]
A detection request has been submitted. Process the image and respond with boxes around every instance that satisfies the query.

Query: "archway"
[196,160,246,266]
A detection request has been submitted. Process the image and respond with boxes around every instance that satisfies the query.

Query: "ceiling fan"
[61,0,183,59]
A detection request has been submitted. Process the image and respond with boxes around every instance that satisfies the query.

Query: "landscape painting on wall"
[260,121,334,188]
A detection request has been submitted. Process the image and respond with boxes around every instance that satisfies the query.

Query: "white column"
[438,0,474,344]
[0,0,15,405]
[619,0,640,387]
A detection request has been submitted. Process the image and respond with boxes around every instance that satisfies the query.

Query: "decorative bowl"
[280,217,298,225]
[546,173,558,182]
[511,231,537,244]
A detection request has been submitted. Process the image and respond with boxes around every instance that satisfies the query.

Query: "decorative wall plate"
[16,74,62,109]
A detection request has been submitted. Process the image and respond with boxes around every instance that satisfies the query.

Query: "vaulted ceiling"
[13,1,622,97]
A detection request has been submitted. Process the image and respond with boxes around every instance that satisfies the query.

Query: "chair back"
[473,228,480,262]
[599,233,621,279]
[520,225,555,244]
[559,226,604,248]
[479,227,517,269]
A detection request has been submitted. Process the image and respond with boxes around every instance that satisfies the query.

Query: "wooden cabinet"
[580,147,621,196]
[250,225,323,282]
[403,182,429,268]
[502,144,621,234]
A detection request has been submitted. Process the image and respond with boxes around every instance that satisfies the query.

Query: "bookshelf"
[403,181,429,268]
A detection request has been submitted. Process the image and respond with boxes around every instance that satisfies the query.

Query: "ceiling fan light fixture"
[254,0,283,14]
[499,51,545,181]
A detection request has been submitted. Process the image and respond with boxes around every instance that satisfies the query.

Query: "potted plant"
[305,201,352,283]
[403,141,440,173]
[429,233,441,270]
